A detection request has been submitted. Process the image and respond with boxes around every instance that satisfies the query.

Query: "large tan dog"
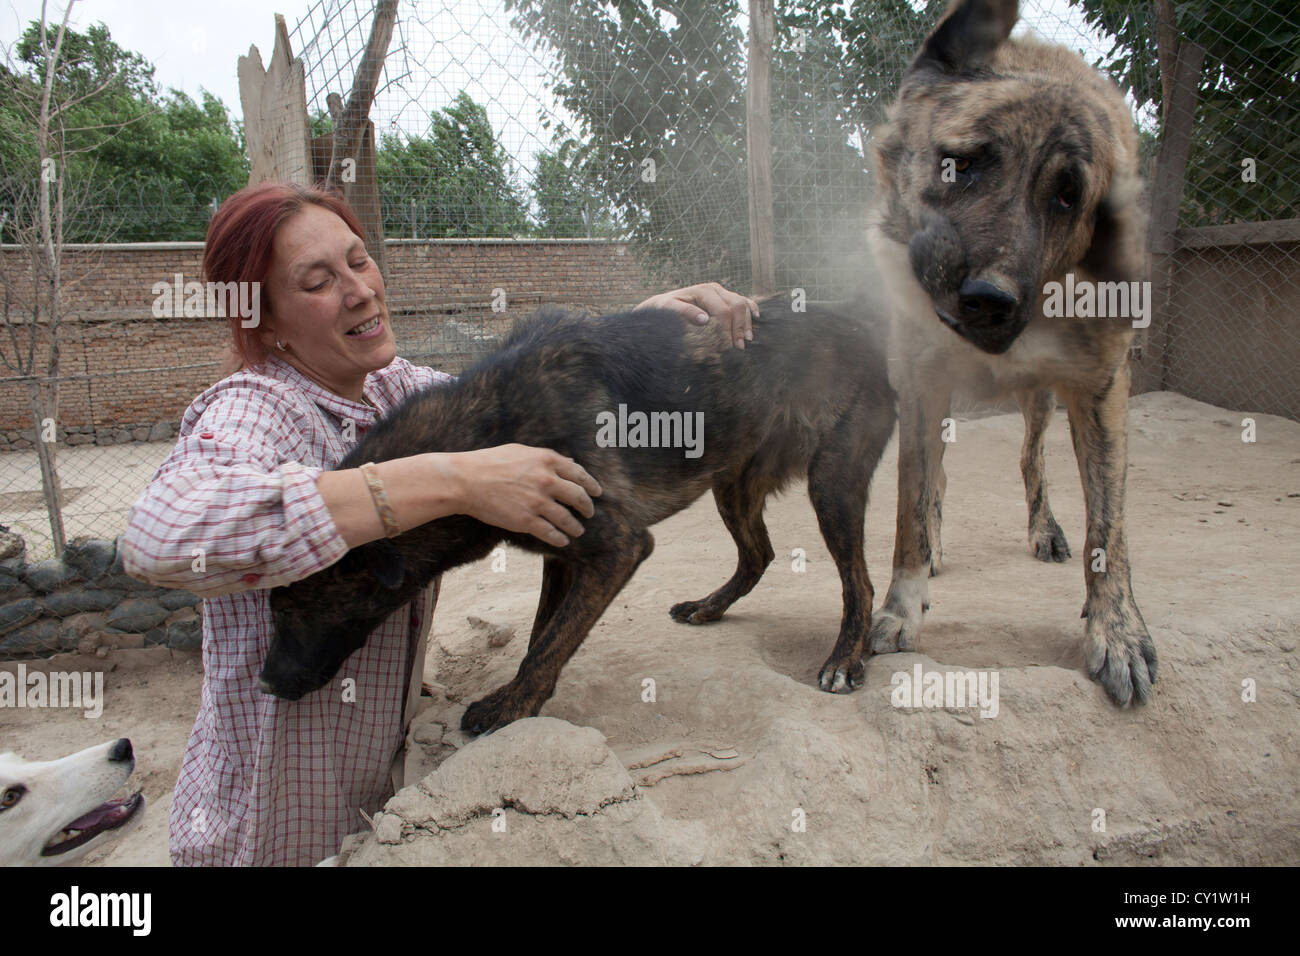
[867,0,1156,705]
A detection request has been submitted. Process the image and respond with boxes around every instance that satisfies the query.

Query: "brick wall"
[0,239,664,436]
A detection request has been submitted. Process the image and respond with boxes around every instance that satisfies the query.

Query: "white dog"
[0,738,145,866]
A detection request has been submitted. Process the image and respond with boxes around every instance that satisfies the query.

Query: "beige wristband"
[359,461,402,538]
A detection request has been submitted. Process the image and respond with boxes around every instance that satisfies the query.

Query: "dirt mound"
[343,392,1300,866]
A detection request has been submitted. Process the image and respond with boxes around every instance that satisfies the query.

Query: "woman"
[121,182,759,866]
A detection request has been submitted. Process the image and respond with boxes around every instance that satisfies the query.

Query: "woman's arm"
[122,385,601,597]
[316,444,600,550]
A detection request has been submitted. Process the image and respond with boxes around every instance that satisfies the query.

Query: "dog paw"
[669,598,725,625]
[1084,604,1157,707]
[1030,518,1071,562]
[461,686,533,735]
[868,607,920,654]
[817,654,866,693]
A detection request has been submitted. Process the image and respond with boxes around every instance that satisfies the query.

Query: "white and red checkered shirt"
[122,354,454,866]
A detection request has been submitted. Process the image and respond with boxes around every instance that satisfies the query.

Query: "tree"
[0,1,121,554]
[1071,0,1300,225]
[505,0,945,293]
[531,140,618,237]
[378,91,528,238]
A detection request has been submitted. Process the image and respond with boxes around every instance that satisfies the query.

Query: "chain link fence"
[1,0,1297,561]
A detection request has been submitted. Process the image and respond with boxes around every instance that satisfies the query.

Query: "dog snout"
[108,738,133,763]
[957,278,1019,327]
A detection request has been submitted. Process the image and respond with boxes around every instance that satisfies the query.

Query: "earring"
[276,340,287,351]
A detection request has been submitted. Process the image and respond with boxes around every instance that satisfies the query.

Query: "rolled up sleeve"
[121,387,350,598]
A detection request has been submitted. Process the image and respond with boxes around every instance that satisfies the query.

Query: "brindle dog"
[868,0,1157,705]
[259,299,896,733]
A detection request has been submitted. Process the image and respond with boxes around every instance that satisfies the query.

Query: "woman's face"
[260,203,396,399]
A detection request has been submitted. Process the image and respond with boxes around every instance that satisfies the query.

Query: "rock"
[148,421,173,441]
[21,559,76,594]
[345,718,700,867]
[0,618,63,657]
[114,429,131,443]
[77,633,101,654]
[42,589,124,616]
[0,530,25,562]
[467,615,516,648]
[159,589,202,611]
[0,598,43,635]
[131,426,150,441]
[98,573,152,591]
[62,537,118,581]
[373,813,403,845]
[0,567,30,601]
[166,615,202,651]
[59,611,106,641]
[65,433,94,446]
[105,598,169,633]
[106,633,145,649]
[94,427,114,444]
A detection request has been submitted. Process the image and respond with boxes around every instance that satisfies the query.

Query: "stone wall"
[0,530,201,660]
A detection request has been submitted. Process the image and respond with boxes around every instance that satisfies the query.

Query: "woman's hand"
[318,444,601,549]
[446,444,602,547]
[635,282,760,349]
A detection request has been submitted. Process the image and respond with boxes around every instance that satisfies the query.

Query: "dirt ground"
[3,390,1297,865]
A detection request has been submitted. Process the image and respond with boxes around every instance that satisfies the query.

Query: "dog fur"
[259,298,897,733]
[867,0,1156,705]
[0,738,145,866]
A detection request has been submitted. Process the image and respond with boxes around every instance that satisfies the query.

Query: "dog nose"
[109,738,133,763]
[957,279,1019,327]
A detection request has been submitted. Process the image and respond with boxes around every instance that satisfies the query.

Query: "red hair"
[203,182,367,370]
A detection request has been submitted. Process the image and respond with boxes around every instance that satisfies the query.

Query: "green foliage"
[378,91,528,238]
[507,0,750,286]
[531,141,619,237]
[0,19,247,242]
[1071,0,1300,225]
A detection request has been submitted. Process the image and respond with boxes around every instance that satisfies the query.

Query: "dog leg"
[1061,366,1157,706]
[870,380,951,654]
[669,468,774,624]
[810,401,893,692]
[1017,387,1071,562]
[529,557,573,649]
[462,530,655,734]
[930,454,947,576]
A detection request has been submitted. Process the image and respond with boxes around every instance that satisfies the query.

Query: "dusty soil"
[4,391,1297,865]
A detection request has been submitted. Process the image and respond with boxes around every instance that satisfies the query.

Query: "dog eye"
[1055,183,1080,210]
[943,156,972,175]
[0,786,22,808]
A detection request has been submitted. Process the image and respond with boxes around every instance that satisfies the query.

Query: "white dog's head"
[0,738,145,866]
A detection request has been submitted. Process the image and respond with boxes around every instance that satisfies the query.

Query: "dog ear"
[1080,171,1147,284]
[910,0,1019,76]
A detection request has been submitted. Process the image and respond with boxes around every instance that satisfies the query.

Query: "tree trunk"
[746,0,776,297]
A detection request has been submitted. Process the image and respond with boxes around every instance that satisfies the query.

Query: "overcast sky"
[1,0,1112,173]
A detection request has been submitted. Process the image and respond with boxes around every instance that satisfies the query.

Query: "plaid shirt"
[122,354,454,866]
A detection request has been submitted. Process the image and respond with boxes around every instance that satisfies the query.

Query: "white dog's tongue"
[66,797,129,830]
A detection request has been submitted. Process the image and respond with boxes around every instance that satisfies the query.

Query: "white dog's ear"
[1081,170,1147,284]
[910,0,1019,76]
